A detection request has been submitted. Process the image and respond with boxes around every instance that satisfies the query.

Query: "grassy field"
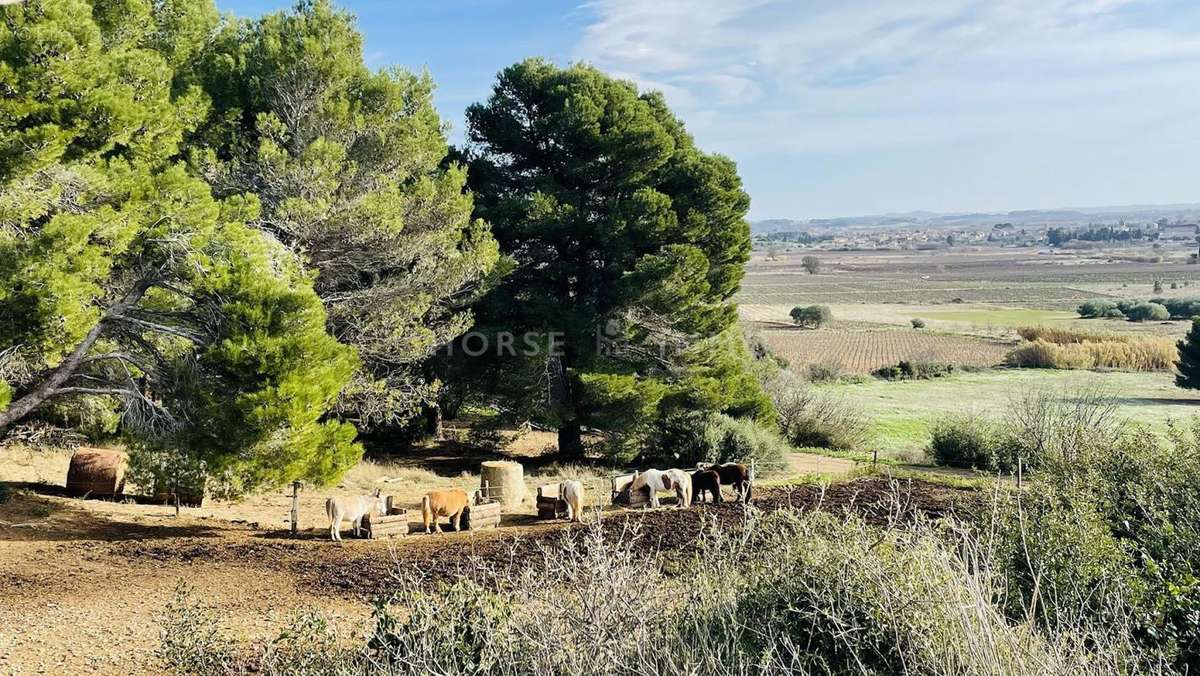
[821,368,1200,460]
[919,307,1075,325]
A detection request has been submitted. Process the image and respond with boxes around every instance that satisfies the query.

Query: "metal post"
[290,480,301,535]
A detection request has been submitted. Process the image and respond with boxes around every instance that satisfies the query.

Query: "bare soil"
[0,476,971,674]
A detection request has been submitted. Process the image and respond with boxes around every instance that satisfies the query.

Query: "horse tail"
[324,497,338,528]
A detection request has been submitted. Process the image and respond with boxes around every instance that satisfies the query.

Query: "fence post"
[1016,459,1023,490]
[290,480,301,535]
[872,449,878,466]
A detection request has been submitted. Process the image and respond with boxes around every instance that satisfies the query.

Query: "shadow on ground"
[0,485,223,542]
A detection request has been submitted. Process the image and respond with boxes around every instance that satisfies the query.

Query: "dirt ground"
[0,463,956,675]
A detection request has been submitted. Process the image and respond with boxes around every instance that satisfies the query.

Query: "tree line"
[1046,225,1153,246]
[0,0,764,495]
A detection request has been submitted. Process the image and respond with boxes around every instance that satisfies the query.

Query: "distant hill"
[752,203,1200,234]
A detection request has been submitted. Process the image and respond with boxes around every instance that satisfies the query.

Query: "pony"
[690,469,723,504]
[697,462,752,502]
[559,480,585,522]
[421,488,470,534]
[326,489,387,541]
[629,468,692,509]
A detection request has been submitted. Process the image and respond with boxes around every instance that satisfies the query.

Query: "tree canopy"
[458,59,766,456]
[0,0,360,494]
[186,0,499,431]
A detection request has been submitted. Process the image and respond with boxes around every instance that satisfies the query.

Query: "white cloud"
[575,0,1200,215]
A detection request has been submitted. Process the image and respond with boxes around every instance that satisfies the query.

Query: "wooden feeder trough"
[536,484,569,520]
[363,510,409,539]
[610,473,650,509]
[460,491,502,531]
[385,495,406,516]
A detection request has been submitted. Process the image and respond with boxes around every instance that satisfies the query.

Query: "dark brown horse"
[690,469,723,504]
[698,462,752,502]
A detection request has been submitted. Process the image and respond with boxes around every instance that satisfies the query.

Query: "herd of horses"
[324,462,751,542]
[620,462,752,509]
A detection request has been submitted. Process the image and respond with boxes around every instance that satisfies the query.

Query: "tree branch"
[0,282,151,432]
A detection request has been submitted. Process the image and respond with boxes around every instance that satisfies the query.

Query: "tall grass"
[1008,327,1176,371]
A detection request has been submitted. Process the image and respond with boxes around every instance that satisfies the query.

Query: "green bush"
[1078,300,1123,318]
[872,360,955,381]
[982,425,1200,669]
[789,304,832,329]
[929,416,999,469]
[1126,302,1170,322]
[1152,296,1200,320]
[910,318,926,329]
[155,583,236,674]
[643,411,788,471]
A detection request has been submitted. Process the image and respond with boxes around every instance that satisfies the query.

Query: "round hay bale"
[65,448,128,498]
[479,460,526,509]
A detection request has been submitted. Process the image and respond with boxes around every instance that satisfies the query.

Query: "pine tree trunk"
[423,403,443,440]
[557,421,583,458]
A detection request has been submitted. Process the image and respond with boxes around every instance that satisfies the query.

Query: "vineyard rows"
[761,329,1013,373]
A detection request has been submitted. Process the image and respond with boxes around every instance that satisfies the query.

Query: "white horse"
[326,489,386,541]
[629,469,692,509]
[559,480,585,522]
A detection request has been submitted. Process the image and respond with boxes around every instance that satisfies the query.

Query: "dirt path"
[0,477,971,675]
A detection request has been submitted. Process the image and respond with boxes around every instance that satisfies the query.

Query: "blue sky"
[218,0,1200,220]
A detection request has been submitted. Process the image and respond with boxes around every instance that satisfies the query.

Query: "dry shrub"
[765,371,869,451]
[929,385,1119,472]
[1007,340,1095,369]
[1008,330,1176,371]
[1017,326,1119,344]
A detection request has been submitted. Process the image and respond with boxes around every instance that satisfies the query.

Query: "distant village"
[754,214,1200,254]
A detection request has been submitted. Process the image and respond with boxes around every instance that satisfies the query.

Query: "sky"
[217,0,1200,220]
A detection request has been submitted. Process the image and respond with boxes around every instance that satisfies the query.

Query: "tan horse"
[421,488,470,533]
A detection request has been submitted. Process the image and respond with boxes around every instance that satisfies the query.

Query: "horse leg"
[452,509,463,532]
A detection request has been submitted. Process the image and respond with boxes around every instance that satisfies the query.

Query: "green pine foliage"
[459,59,761,455]
[1176,318,1200,391]
[186,0,500,430]
[0,0,359,494]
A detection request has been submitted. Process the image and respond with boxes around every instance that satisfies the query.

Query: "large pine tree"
[186,0,499,431]
[458,59,768,456]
